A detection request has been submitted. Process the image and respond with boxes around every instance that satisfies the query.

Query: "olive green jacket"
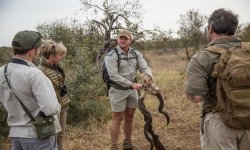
[186,36,241,110]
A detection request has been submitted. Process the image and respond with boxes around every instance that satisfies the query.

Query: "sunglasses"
[28,32,43,50]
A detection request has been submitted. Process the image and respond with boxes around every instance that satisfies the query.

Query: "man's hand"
[130,83,143,90]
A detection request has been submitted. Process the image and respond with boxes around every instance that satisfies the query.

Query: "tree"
[177,9,207,60]
[236,23,250,42]
[79,0,145,62]
[36,20,111,125]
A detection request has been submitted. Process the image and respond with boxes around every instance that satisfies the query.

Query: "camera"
[60,85,67,97]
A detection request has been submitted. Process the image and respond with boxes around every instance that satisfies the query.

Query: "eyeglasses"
[30,33,43,50]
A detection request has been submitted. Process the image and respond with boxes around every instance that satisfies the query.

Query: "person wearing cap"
[0,30,61,150]
[38,40,70,150]
[104,29,152,150]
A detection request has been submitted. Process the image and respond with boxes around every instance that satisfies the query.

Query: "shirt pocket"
[119,59,129,73]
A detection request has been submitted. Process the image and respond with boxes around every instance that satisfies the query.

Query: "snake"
[138,74,170,150]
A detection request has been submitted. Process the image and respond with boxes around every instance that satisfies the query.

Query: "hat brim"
[118,34,131,39]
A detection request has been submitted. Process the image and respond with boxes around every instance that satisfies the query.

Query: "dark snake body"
[138,91,170,150]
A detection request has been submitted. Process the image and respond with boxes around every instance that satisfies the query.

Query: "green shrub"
[0,108,9,139]
[0,47,13,66]
[67,98,111,126]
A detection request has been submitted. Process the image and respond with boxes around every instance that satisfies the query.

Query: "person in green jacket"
[186,8,250,150]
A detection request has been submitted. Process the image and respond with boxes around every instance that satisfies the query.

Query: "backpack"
[205,42,250,129]
[102,48,138,94]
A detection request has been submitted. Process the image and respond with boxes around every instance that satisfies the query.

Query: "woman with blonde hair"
[38,40,70,150]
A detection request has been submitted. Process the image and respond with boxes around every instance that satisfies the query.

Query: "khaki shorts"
[108,87,138,112]
[201,112,250,150]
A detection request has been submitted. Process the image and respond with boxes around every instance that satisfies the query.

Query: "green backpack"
[206,42,250,130]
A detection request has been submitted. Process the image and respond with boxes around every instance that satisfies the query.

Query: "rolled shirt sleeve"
[186,51,211,98]
[136,51,152,78]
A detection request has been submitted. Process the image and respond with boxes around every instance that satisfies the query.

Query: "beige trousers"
[201,113,250,150]
[57,111,67,150]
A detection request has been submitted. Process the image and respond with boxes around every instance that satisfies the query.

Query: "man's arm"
[186,51,211,103]
[136,51,152,78]
[30,71,61,116]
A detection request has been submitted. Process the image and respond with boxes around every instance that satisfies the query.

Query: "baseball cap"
[12,30,43,51]
[118,29,132,40]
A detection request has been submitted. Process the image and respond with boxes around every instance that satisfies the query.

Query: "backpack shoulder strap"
[131,48,138,61]
[112,48,120,68]
[4,64,35,121]
[204,45,226,54]
[131,48,139,69]
[106,48,120,67]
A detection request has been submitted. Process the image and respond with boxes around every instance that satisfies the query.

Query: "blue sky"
[0,0,249,46]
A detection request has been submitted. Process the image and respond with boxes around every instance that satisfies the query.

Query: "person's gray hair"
[208,8,238,36]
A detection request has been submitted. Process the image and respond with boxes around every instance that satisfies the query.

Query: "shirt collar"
[116,45,132,54]
[207,36,241,47]
[13,56,37,67]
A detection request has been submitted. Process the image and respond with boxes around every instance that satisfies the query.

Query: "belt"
[110,83,132,90]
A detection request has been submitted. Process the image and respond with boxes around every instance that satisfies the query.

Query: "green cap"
[12,30,43,51]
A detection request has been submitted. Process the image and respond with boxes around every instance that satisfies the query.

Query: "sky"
[0,0,250,46]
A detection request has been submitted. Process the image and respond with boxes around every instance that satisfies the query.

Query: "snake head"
[141,73,152,83]
[141,73,160,94]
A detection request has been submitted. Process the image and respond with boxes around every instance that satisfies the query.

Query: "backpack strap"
[112,48,139,68]
[10,58,30,67]
[113,48,120,68]
[204,45,228,78]
[4,64,35,122]
[131,48,139,69]
[204,45,226,54]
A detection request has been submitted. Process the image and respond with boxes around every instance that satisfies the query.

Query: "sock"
[123,139,133,149]
[110,144,119,150]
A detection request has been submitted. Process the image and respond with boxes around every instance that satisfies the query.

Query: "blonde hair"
[39,40,67,59]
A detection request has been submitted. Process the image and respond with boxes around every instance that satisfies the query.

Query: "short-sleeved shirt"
[186,36,241,109]
[104,45,152,88]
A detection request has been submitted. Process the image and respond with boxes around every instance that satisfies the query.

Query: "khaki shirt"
[186,36,241,108]
[104,45,152,88]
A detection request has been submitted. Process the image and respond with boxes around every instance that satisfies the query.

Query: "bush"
[67,98,111,127]
[0,46,13,66]
[0,108,9,139]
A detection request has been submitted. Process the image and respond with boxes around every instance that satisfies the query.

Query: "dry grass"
[1,50,201,150]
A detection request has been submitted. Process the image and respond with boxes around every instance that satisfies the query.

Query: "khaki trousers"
[57,111,67,150]
[201,113,250,150]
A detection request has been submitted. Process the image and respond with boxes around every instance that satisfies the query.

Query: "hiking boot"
[110,144,119,150]
[123,146,140,150]
[123,140,140,150]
